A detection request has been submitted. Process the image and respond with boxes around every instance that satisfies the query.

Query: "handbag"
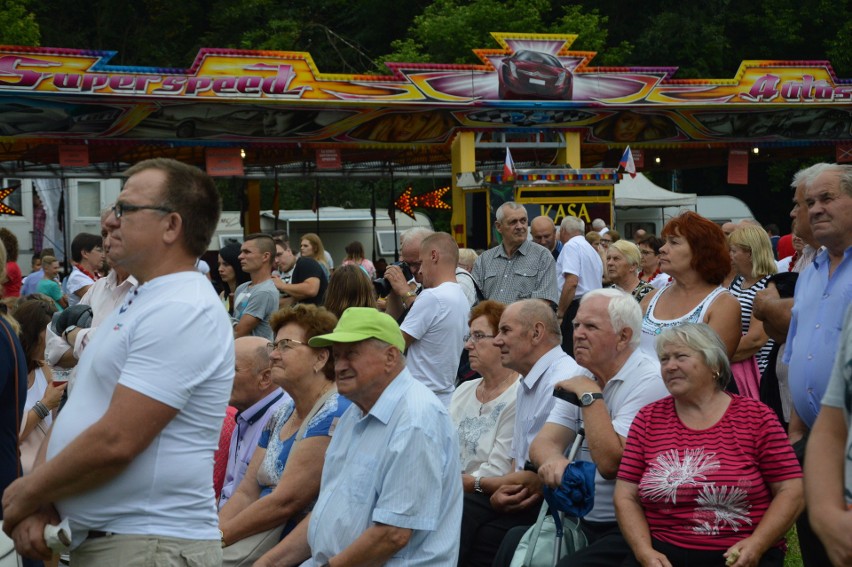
[509,431,589,567]
[509,503,587,567]
[730,355,761,400]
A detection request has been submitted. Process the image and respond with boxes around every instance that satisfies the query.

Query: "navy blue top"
[0,316,27,521]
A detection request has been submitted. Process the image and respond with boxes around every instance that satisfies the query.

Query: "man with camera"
[386,232,468,406]
[382,227,432,321]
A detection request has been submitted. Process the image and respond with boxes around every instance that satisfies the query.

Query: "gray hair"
[655,323,732,389]
[581,288,642,348]
[560,215,585,234]
[790,163,833,191]
[812,164,852,198]
[399,226,434,249]
[495,201,526,224]
[591,218,606,230]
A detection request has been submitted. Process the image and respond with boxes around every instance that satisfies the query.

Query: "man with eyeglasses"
[3,158,234,567]
[218,336,287,510]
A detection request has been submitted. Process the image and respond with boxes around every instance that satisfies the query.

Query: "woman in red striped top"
[614,323,803,567]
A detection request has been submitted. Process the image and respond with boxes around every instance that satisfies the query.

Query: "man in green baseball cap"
[259,307,462,567]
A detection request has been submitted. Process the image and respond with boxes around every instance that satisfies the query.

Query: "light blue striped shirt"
[304,367,462,566]
[511,346,588,470]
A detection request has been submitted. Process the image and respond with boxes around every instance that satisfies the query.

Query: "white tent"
[614,173,696,208]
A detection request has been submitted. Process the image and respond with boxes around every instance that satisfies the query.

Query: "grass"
[784,526,802,567]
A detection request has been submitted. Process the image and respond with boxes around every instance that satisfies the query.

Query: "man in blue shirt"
[254,308,462,567]
[784,163,852,567]
[218,336,287,509]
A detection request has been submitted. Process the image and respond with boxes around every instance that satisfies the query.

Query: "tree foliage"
[0,0,40,46]
[377,0,632,69]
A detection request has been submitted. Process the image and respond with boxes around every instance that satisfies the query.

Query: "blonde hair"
[609,239,641,269]
[458,248,478,271]
[728,225,777,279]
[300,233,328,268]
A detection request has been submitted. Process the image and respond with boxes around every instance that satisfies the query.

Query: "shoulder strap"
[295,385,338,442]
[457,270,485,303]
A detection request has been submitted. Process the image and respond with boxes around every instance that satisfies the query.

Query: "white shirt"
[511,346,590,470]
[65,267,95,308]
[547,348,668,522]
[47,271,234,548]
[449,378,518,478]
[556,235,603,297]
[44,270,138,384]
[401,282,469,406]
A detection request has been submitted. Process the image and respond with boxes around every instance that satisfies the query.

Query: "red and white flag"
[619,146,636,178]
[503,147,515,179]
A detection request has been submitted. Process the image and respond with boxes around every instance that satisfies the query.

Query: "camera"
[373,261,414,297]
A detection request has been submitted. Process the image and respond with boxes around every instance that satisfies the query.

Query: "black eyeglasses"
[464,333,495,344]
[111,202,174,219]
[267,338,306,352]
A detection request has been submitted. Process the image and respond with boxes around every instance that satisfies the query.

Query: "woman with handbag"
[615,323,802,567]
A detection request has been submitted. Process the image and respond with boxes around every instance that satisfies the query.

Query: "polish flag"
[619,146,636,178]
[504,147,515,179]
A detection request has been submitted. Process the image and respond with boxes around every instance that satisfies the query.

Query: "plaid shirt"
[471,239,559,306]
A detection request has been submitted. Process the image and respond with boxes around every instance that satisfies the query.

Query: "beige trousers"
[221,526,284,567]
[71,535,221,567]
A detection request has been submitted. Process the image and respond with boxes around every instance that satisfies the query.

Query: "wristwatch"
[473,476,483,493]
[63,325,78,341]
[580,392,604,406]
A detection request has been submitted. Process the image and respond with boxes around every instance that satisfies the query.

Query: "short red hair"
[662,211,731,285]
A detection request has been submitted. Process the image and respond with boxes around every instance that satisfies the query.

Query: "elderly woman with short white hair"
[615,323,803,567]
[607,240,655,303]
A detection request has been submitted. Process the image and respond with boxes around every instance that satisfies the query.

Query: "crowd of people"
[0,158,850,567]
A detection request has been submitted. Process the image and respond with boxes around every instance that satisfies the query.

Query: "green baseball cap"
[308,307,405,351]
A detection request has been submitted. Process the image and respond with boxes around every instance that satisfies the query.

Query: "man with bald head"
[399,232,468,405]
[218,337,287,509]
[458,299,588,567]
[530,216,562,262]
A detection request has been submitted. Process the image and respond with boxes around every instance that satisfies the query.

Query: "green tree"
[378,0,631,69]
[0,0,40,46]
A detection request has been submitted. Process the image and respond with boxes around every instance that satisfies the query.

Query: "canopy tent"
[614,173,696,208]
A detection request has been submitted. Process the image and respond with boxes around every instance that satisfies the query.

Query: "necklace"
[477,371,517,414]
[280,382,333,440]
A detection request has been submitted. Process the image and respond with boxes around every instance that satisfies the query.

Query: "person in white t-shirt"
[399,232,469,406]
[556,215,603,355]
[2,158,233,566]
